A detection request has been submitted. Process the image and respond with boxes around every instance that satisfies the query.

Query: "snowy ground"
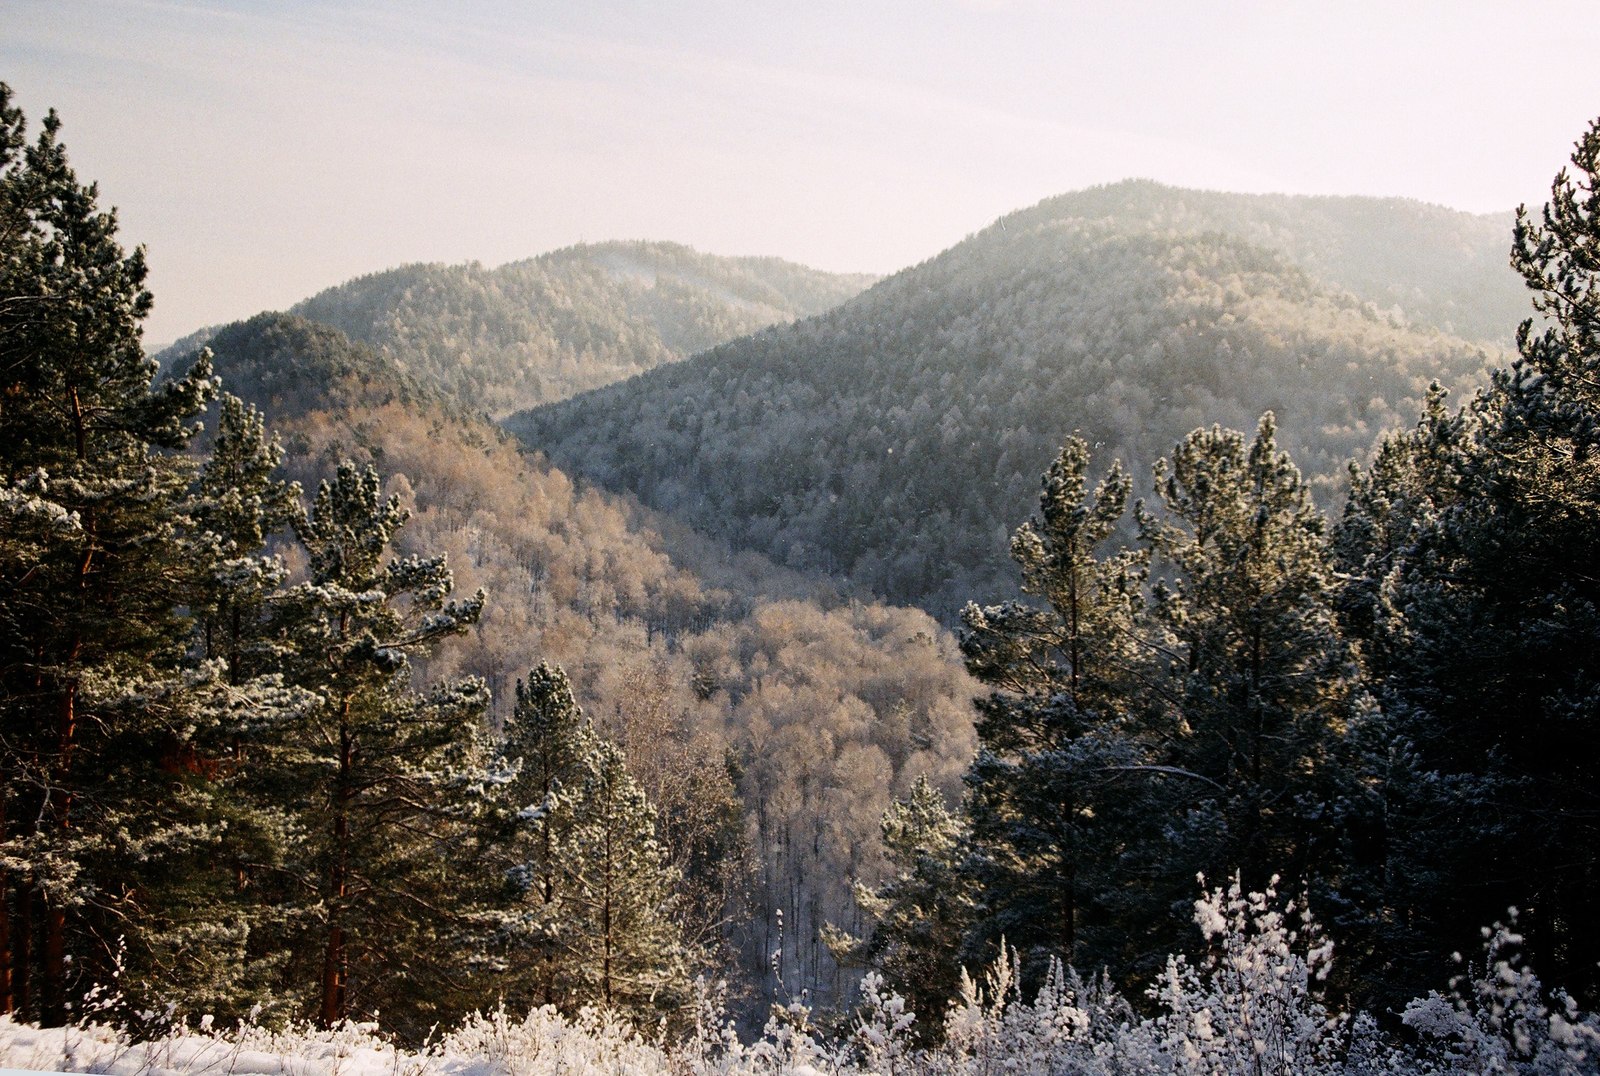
[3,881,1598,1075]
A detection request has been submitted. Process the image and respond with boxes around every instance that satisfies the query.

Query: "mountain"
[510,183,1515,616]
[176,242,874,418]
[174,313,978,1014]
[1005,181,1523,347]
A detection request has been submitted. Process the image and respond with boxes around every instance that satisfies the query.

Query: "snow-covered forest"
[5,79,1600,1076]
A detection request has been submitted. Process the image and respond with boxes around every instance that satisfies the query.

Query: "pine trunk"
[41,902,66,1027]
[0,785,10,1015]
[319,702,354,1026]
[14,887,33,1019]
[40,678,79,1027]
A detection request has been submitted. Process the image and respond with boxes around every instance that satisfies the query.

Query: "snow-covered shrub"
[3,884,1597,1076]
[1140,874,1356,1075]
[1402,913,1600,1075]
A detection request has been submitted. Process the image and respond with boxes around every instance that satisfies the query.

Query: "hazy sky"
[7,0,1600,345]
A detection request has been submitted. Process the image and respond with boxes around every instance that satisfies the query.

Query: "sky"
[6,0,1600,346]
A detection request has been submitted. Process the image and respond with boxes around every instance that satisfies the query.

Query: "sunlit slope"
[1011,180,1521,347]
[511,185,1507,616]
[272,241,878,416]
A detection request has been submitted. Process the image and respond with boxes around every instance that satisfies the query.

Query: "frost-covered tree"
[555,738,692,1022]
[1138,416,1369,918]
[489,662,690,1025]
[272,461,488,1031]
[1335,116,1600,1008]
[0,82,267,1024]
[489,662,601,1009]
[956,438,1165,986]
[825,775,971,1037]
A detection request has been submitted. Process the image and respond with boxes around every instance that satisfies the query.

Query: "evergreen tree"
[956,438,1165,988]
[825,775,971,1038]
[0,83,256,1023]
[192,393,304,683]
[490,662,690,1025]
[273,460,488,1032]
[489,662,600,1010]
[555,738,692,1023]
[1338,117,1600,1007]
[1137,417,1368,938]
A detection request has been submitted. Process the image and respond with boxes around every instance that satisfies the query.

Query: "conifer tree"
[1338,117,1600,1006]
[555,739,692,1022]
[956,438,1164,986]
[825,775,970,1037]
[273,460,488,1031]
[490,662,600,1009]
[490,662,690,1025]
[1137,416,1368,929]
[0,83,244,1023]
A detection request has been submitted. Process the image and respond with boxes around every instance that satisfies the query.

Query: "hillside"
[182,242,871,417]
[1007,181,1522,346]
[178,313,977,1015]
[511,185,1510,616]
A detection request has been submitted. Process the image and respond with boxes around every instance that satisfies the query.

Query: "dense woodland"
[4,80,1600,1074]
[511,189,1512,616]
[165,244,876,418]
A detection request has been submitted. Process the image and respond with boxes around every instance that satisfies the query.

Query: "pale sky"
[6,0,1600,346]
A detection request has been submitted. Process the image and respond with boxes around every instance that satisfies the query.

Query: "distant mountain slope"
[1008,181,1522,347]
[174,313,976,1015]
[511,189,1508,617]
[269,241,877,416]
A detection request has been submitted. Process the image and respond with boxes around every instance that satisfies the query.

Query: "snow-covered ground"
[3,880,1597,1076]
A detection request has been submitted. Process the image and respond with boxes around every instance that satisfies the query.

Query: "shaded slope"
[513,193,1504,617]
[280,241,877,415]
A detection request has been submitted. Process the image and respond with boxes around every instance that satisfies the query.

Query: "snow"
[2,884,1597,1075]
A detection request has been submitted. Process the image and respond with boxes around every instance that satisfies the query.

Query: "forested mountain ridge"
[1004,180,1522,346]
[164,242,875,418]
[512,190,1505,616]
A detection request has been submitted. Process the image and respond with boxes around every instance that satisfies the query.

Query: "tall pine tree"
[1137,416,1368,911]
[273,461,488,1032]
[956,438,1166,987]
[1337,117,1600,1007]
[0,83,259,1024]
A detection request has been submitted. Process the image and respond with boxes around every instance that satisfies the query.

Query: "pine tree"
[825,775,970,1037]
[1137,416,1368,935]
[956,438,1165,987]
[555,739,692,1023]
[0,83,246,1023]
[273,460,488,1032]
[489,662,600,1010]
[489,662,690,1025]
[1340,117,1600,1007]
